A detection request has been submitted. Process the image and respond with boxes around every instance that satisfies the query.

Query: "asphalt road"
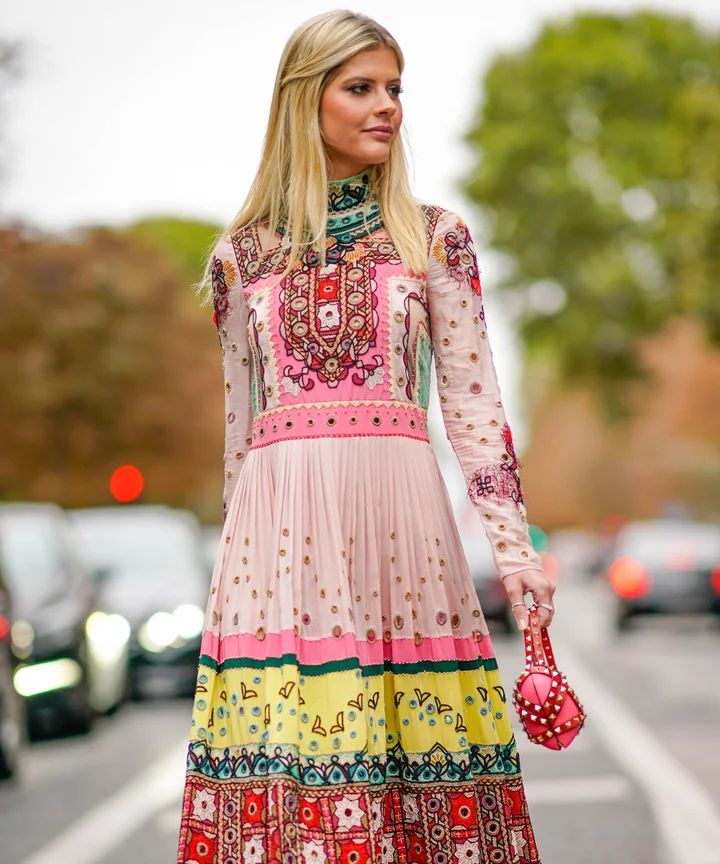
[1,575,719,864]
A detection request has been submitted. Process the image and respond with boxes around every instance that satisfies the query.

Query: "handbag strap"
[524,604,558,670]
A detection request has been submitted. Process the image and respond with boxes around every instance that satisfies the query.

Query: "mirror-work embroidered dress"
[177,171,543,864]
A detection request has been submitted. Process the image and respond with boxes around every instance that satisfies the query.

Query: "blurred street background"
[1,1,720,863]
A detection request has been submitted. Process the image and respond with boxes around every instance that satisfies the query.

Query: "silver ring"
[511,602,526,610]
[538,603,554,612]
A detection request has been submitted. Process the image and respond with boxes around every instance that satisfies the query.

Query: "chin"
[362,155,391,167]
[356,144,393,166]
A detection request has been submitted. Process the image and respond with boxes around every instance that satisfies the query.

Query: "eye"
[349,84,370,94]
[389,85,404,97]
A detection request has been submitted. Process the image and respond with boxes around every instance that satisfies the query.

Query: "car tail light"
[711,567,720,595]
[609,556,650,599]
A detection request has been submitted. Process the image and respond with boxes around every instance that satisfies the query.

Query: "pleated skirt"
[177,435,540,864]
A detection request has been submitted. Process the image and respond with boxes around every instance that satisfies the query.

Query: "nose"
[374,91,397,119]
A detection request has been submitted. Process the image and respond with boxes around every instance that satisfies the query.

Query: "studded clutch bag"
[512,605,586,749]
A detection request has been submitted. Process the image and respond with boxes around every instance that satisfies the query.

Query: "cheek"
[321,91,364,139]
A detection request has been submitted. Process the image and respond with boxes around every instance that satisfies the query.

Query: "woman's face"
[320,44,403,181]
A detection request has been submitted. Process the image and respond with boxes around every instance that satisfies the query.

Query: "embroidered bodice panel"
[222,226,432,411]
[210,176,542,578]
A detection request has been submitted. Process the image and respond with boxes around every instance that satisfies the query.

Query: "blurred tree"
[464,12,720,416]
[0,228,224,519]
[125,216,220,304]
[521,317,720,527]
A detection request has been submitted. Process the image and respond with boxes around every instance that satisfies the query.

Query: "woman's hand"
[501,568,556,631]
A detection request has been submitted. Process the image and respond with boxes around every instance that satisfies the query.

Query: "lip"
[363,127,393,141]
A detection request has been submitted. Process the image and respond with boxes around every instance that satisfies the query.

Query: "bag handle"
[524,604,558,671]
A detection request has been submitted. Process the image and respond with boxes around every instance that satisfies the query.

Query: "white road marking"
[20,741,187,864]
[524,774,630,804]
[558,642,720,864]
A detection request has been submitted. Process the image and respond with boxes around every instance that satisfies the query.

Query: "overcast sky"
[2,0,718,480]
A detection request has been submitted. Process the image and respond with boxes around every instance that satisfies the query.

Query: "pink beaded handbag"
[512,605,586,749]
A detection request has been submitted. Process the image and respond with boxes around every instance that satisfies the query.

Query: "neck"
[326,159,370,182]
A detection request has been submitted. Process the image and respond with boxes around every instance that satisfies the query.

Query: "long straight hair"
[198,10,427,301]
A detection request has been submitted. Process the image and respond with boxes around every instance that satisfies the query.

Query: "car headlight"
[138,612,177,653]
[11,619,34,659]
[137,605,205,653]
[85,611,131,663]
[172,604,205,640]
[14,657,83,698]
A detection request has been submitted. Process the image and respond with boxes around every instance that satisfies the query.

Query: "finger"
[503,578,528,631]
[533,580,555,628]
[536,603,553,629]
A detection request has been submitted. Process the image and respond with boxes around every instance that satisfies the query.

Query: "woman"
[178,10,554,864]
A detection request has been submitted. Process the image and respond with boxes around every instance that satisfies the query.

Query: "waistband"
[251,401,430,448]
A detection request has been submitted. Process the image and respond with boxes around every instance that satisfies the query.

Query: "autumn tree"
[0,228,225,518]
[464,12,720,416]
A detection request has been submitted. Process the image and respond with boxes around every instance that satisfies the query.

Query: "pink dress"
[178,171,543,864]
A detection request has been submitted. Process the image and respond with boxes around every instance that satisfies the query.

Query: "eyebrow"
[340,75,402,85]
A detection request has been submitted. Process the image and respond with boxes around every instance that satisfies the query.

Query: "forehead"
[337,44,401,79]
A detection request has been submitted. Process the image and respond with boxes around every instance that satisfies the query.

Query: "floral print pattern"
[431,218,482,296]
[211,254,237,330]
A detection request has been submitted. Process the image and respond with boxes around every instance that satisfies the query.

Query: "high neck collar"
[327,169,372,215]
[275,169,384,244]
[326,168,384,242]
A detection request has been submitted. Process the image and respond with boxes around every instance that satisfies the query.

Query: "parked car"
[0,556,24,779]
[70,506,209,699]
[607,519,720,630]
[546,528,607,582]
[461,531,514,634]
[0,503,129,737]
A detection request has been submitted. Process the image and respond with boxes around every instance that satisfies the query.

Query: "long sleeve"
[426,209,543,579]
[210,236,254,522]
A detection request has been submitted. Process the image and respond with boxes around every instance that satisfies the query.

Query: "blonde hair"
[198,9,427,301]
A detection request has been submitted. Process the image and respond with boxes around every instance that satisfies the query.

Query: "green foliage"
[463,12,720,414]
[125,216,221,298]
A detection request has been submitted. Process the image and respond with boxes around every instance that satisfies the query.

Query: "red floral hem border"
[177,772,540,864]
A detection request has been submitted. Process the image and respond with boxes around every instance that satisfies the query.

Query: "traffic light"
[109,465,144,503]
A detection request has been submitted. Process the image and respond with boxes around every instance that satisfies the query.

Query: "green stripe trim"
[198,653,498,676]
